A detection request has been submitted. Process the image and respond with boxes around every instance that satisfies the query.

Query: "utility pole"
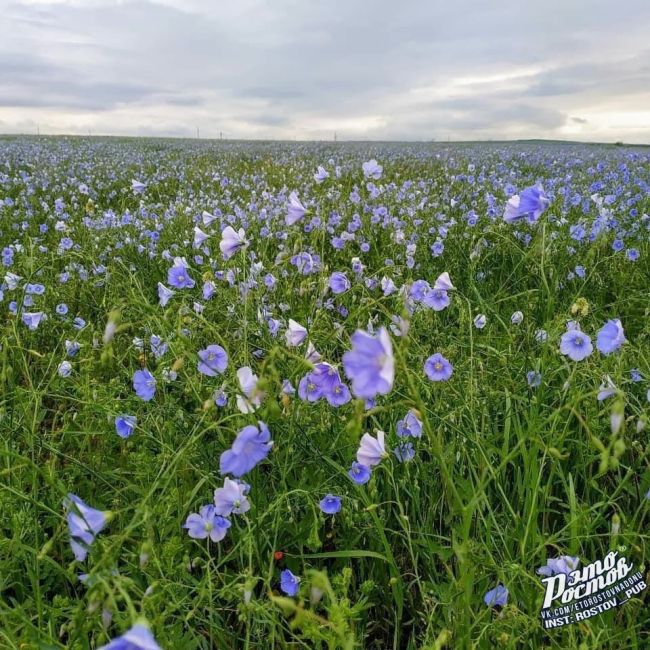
[196,126,200,139]
[334,131,337,142]
[220,131,223,140]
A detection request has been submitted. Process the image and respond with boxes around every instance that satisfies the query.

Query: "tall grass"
[0,137,648,648]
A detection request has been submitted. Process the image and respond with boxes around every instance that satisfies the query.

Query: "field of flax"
[0,136,649,649]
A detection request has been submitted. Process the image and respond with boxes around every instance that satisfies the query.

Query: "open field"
[0,137,649,649]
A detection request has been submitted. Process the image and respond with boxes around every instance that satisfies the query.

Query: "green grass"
[0,138,649,649]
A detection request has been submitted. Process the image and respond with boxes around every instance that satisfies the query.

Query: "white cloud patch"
[1,0,650,142]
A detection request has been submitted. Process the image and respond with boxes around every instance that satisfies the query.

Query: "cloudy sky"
[1,0,650,142]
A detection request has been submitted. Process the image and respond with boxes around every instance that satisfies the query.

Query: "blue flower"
[329,271,351,294]
[537,556,579,577]
[133,369,156,401]
[559,329,593,362]
[484,584,508,607]
[431,240,444,257]
[65,494,108,562]
[381,276,397,296]
[474,314,487,329]
[422,289,450,311]
[168,260,195,289]
[348,461,371,485]
[298,373,324,402]
[203,280,216,300]
[298,363,351,407]
[393,442,415,462]
[115,414,137,439]
[319,494,342,515]
[409,279,430,302]
[362,159,383,179]
[596,319,626,355]
[397,410,422,438]
[98,623,161,650]
[220,422,273,477]
[184,504,231,542]
[280,569,301,596]
[149,335,168,360]
[214,388,228,407]
[157,282,174,307]
[424,353,453,382]
[326,381,351,407]
[630,369,643,383]
[286,191,307,225]
[197,344,228,376]
[526,371,542,388]
[22,311,46,330]
[342,328,394,399]
[213,477,250,516]
[25,283,45,295]
[503,183,549,224]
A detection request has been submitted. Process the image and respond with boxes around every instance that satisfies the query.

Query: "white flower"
[285,319,307,347]
[220,226,248,259]
[433,272,454,291]
[193,226,209,248]
[202,210,218,226]
[236,366,263,413]
[4,272,22,290]
[58,361,72,377]
[511,311,524,325]
[356,430,386,467]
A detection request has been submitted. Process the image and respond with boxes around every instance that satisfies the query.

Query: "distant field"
[0,137,648,649]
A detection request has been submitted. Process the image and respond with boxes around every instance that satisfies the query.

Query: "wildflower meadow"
[1,136,649,648]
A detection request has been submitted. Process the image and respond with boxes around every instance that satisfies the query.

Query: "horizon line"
[0,132,649,147]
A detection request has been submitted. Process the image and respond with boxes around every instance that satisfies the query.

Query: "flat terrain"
[0,137,649,648]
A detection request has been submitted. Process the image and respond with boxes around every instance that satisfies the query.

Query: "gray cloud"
[527,53,650,98]
[238,87,307,101]
[247,113,292,127]
[1,0,650,141]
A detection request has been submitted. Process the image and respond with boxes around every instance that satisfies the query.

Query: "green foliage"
[0,138,649,649]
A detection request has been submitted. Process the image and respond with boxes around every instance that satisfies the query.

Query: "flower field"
[1,136,649,648]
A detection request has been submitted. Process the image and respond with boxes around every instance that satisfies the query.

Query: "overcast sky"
[1,0,650,142]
